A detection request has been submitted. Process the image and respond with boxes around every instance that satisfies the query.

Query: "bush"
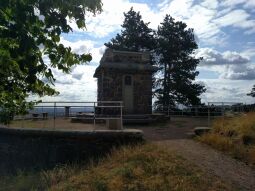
[0,109,14,125]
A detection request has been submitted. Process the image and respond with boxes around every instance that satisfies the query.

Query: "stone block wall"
[97,68,123,102]
[133,73,152,114]
[97,69,152,114]
[0,126,143,175]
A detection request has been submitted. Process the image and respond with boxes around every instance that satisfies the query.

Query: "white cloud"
[220,0,255,9]
[158,0,226,45]
[241,48,255,59]
[201,0,219,9]
[65,0,255,47]
[60,37,106,63]
[72,72,83,80]
[198,79,255,104]
[213,9,255,32]
[160,0,255,45]
[161,0,194,18]
[66,0,254,47]
[220,64,255,80]
[49,68,74,85]
[245,0,255,8]
[196,47,255,80]
[41,65,98,102]
[197,48,249,65]
[60,38,94,54]
[68,0,159,38]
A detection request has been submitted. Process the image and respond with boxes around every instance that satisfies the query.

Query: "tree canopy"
[247,85,255,97]
[154,15,205,108]
[0,0,102,123]
[105,8,205,109]
[105,7,155,52]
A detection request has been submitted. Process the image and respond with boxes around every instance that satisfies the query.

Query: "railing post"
[208,103,210,127]
[65,106,70,117]
[222,102,225,129]
[54,102,56,129]
[93,102,96,128]
[22,113,24,128]
[120,101,123,130]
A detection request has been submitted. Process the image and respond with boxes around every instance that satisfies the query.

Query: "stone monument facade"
[93,49,157,114]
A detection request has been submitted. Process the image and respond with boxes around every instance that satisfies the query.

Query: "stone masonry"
[94,49,157,114]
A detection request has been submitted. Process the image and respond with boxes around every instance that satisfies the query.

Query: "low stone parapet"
[0,126,143,174]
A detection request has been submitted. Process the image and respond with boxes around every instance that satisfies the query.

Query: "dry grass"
[198,112,255,165]
[0,144,235,191]
[49,144,233,191]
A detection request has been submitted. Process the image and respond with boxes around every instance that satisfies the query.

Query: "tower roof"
[94,49,157,77]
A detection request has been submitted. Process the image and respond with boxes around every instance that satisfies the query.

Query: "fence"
[5,101,255,128]
[155,102,255,127]
[10,101,123,129]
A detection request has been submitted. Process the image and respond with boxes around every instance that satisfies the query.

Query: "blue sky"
[41,0,255,104]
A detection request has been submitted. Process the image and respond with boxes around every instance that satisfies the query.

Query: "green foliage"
[0,0,102,123]
[105,7,155,52]
[105,9,205,108]
[155,15,205,108]
[0,109,13,125]
[247,85,255,97]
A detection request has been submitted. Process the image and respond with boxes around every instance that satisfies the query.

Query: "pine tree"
[247,85,255,97]
[105,10,205,109]
[105,7,155,52]
[154,15,205,108]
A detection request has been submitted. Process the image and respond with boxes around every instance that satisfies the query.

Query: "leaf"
[76,19,86,28]
[52,35,60,42]
[0,0,102,116]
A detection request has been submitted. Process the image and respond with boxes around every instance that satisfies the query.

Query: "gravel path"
[156,139,255,191]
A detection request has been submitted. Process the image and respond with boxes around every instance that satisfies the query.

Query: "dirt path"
[128,116,209,141]
[156,139,255,191]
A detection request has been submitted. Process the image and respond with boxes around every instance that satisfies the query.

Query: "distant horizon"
[28,99,253,107]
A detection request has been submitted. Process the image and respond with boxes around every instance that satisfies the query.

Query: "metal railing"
[154,102,255,127]
[12,101,123,129]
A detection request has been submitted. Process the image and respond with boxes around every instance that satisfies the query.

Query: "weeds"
[198,112,255,165]
[49,144,233,191]
[1,144,235,191]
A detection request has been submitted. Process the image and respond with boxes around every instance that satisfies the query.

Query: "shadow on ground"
[127,116,209,141]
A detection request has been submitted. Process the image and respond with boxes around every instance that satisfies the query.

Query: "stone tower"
[93,49,157,114]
